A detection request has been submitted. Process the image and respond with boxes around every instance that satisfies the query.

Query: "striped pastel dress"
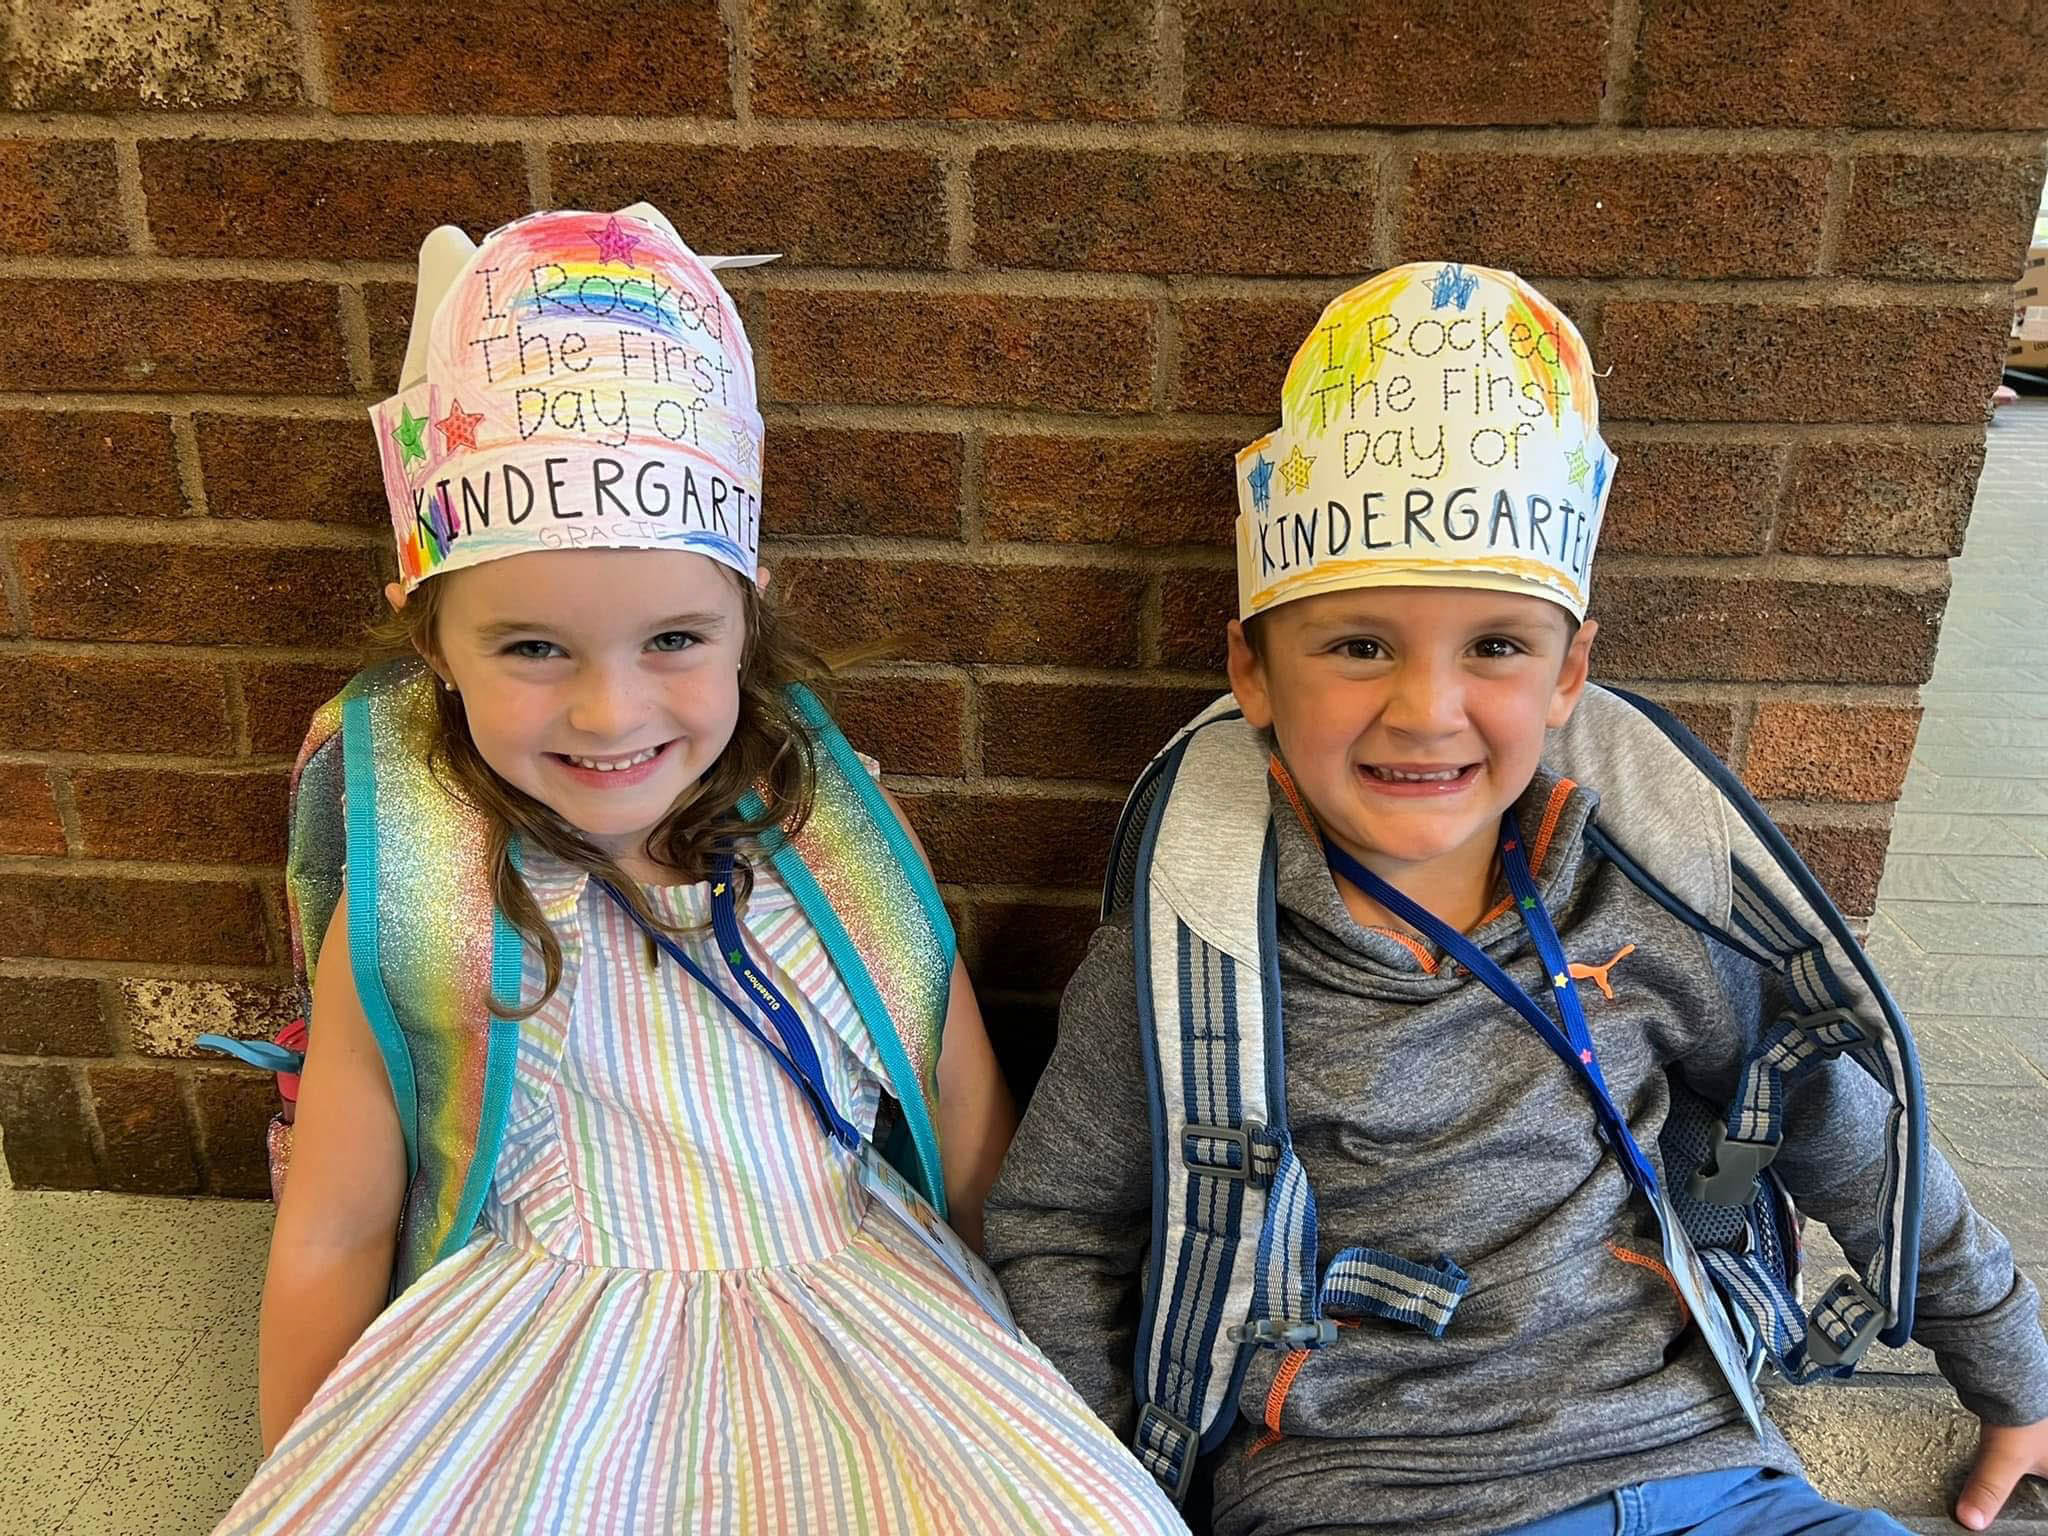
[217,848,1184,1535]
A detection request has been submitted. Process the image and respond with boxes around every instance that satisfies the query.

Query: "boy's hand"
[1957,1416,2048,1530]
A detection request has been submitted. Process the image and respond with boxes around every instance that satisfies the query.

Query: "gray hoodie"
[985,770,2048,1536]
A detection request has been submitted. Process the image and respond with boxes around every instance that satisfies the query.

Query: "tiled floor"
[5,409,2048,1532]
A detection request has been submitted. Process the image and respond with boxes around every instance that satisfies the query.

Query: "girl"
[213,206,1185,1534]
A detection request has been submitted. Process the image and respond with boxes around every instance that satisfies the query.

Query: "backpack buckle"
[1689,1119,1779,1207]
[1132,1401,1200,1503]
[1805,1273,1887,1370]
[1228,1317,1339,1348]
[1182,1121,1264,1185]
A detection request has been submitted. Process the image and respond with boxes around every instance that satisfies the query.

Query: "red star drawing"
[436,399,484,453]
[1579,1049,1594,1065]
[594,215,640,266]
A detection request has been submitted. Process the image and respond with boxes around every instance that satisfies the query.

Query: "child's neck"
[1331,827,1503,940]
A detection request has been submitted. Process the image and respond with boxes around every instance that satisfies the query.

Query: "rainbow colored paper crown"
[373,205,771,592]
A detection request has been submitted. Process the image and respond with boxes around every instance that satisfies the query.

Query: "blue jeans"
[1498,1467,1910,1535]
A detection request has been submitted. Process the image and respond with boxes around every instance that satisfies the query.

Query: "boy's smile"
[1227,585,1597,932]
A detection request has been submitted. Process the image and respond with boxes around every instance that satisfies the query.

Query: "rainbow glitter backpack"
[204,658,955,1298]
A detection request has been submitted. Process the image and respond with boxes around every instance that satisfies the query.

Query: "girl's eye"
[502,639,563,660]
[648,631,700,654]
[1336,638,1385,661]
[1473,636,1524,659]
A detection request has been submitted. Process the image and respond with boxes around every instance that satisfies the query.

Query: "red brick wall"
[2,0,2042,1192]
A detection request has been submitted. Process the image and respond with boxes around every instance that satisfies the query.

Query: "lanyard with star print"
[1320,813,1660,1198]
[597,849,862,1154]
[1322,814,1766,1433]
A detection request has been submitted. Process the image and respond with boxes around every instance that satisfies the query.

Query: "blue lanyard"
[1321,814,1661,1199]
[597,851,861,1153]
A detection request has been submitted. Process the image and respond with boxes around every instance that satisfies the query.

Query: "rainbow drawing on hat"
[1237,261,1615,623]
[373,207,766,592]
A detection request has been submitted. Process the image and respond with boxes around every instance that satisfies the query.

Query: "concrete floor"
[6,410,2048,1532]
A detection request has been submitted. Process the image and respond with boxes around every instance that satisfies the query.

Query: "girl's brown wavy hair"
[366,565,827,1015]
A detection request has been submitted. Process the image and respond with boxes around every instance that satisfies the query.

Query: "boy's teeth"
[1366,765,1463,783]
[569,746,661,772]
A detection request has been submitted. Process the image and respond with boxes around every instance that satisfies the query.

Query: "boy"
[984,264,2048,1535]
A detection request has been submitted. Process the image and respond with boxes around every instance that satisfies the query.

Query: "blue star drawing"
[1565,446,1591,489]
[1591,453,1610,501]
[1247,454,1275,517]
[1429,263,1479,311]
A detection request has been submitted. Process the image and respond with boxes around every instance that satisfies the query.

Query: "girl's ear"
[385,579,454,688]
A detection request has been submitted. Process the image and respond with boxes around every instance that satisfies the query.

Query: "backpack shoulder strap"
[1546,684,1927,1369]
[1122,707,1312,1501]
[741,682,957,1214]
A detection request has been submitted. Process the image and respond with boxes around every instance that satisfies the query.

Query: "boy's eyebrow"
[470,611,728,641]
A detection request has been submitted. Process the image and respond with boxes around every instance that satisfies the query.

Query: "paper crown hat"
[1235,262,1615,623]
[373,204,775,592]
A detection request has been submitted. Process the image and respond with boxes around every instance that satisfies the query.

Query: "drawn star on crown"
[1246,454,1275,516]
[435,399,483,453]
[1429,263,1480,311]
[1565,446,1591,488]
[1278,444,1316,495]
[392,404,429,469]
[593,214,640,266]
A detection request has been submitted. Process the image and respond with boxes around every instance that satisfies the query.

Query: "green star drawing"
[392,404,429,469]
[728,948,745,965]
[1565,446,1591,488]
[1520,895,1537,910]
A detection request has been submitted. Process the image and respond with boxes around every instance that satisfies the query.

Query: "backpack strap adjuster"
[1182,1120,1273,1187]
[1228,1317,1339,1348]
[1132,1402,1200,1502]
[1805,1273,1887,1370]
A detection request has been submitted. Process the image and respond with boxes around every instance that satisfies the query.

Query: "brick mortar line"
[958,428,986,545]
[0,855,284,880]
[959,663,985,779]
[962,661,1227,687]
[111,137,152,257]
[523,140,552,208]
[0,519,385,549]
[945,152,973,271]
[1817,152,1856,277]
[1727,693,1759,774]
[1760,800,1896,827]
[256,879,291,969]
[169,413,210,515]
[884,775,1128,801]
[1373,141,1408,268]
[2,114,2042,157]
[47,765,83,855]
[0,256,2011,308]
[223,667,254,757]
[0,638,360,664]
[1600,0,1643,127]
[1151,295,1177,412]
[720,0,750,125]
[728,268,2018,305]
[174,1067,212,1192]
[1156,0,1186,120]
[0,393,1998,447]
[281,0,332,109]
[0,537,29,636]
[0,957,288,984]
[0,751,293,773]
[0,539,1972,591]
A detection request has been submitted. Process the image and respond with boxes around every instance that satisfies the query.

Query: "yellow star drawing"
[1278,444,1316,495]
[712,882,727,896]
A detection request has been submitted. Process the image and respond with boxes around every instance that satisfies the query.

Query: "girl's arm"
[875,787,1018,1251]
[934,957,1015,1252]
[256,890,407,1453]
